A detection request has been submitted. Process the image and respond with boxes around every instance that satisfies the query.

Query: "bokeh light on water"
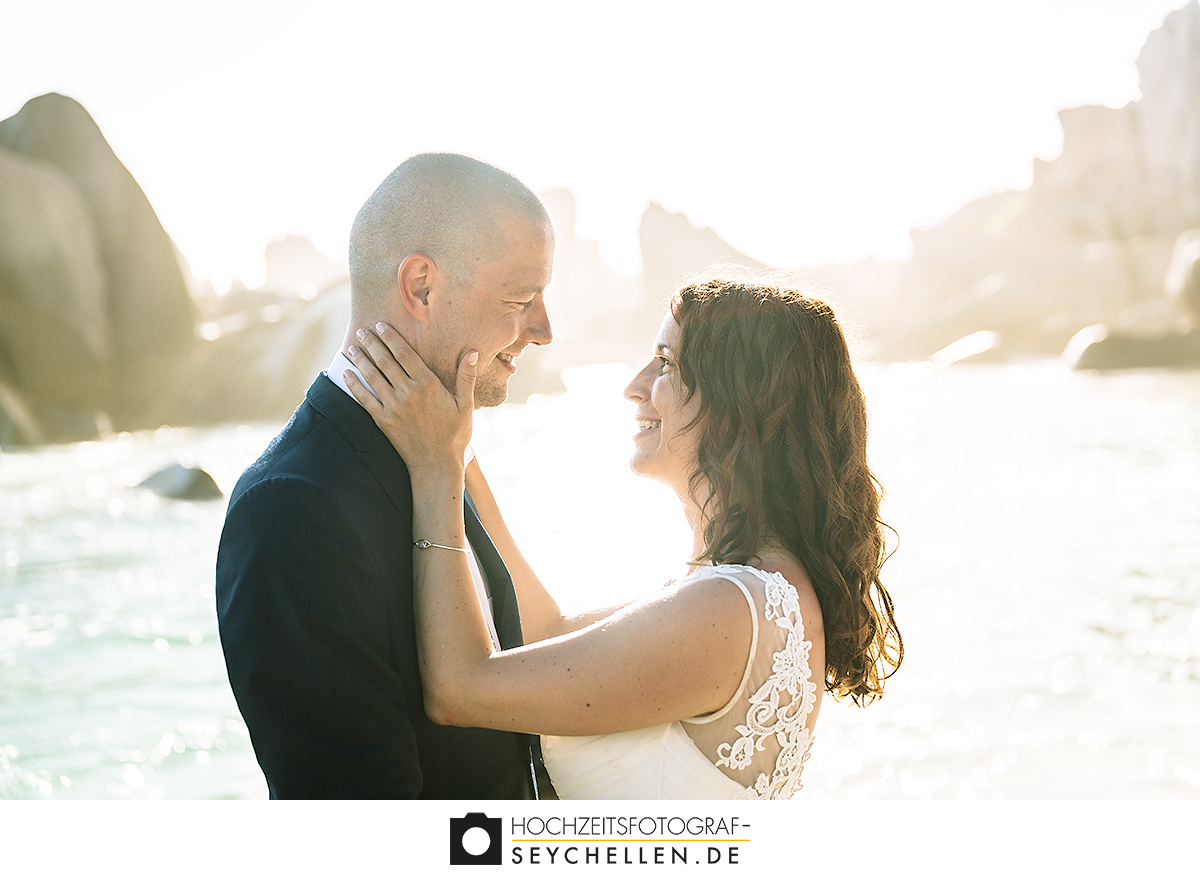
[806,363,1200,799]
[2,362,1198,798]
[1,424,276,798]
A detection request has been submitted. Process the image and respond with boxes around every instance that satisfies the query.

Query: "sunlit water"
[2,362,1198,799]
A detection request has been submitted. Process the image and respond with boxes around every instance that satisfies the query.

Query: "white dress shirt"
[326,352,499,650]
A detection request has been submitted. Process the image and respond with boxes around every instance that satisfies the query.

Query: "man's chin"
[473,378,509,409]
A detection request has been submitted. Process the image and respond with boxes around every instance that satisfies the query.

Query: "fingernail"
[355,328,366,341]
[343,369,354,383]
[375,322,386,334]
[348,345,358,356]
[467,351,478,366]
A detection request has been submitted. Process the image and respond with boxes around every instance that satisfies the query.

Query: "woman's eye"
[656,355,671,371]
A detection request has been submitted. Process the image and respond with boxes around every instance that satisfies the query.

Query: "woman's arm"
[418,481,754,736]
[410,452,755,738]
[464,458,630,643]
[345,327,754,736]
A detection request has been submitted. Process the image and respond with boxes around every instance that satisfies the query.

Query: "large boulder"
[137,464,223,501]
[0,93,196,438]
[1064,323,1200,370]
[0,149,110,413]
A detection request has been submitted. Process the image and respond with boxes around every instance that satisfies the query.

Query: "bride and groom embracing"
[215,153,903,800]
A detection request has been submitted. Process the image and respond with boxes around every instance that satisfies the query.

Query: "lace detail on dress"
[708,565,818,800]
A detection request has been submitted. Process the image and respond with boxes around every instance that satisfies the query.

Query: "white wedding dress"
[540,564,819,800]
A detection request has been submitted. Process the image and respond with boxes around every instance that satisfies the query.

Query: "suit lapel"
[307,373,524,650]
[307,374,414,522]
[465,492,524,650]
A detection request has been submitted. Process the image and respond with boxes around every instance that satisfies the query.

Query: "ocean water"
[1,361,1198,799]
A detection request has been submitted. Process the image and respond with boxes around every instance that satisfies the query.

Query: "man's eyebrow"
[506,284,546,297]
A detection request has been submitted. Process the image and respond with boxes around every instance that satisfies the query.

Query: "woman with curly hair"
[346,276,902,800]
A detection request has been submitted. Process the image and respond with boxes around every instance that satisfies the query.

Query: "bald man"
[216,154,556,799]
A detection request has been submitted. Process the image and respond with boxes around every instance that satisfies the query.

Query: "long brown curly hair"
[671,277,903,704]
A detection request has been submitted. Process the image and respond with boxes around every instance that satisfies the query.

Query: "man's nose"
[522,298,552,346]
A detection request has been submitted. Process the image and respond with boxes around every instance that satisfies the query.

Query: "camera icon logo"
[449,812,503,865]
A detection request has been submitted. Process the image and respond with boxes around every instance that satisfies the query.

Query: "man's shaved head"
[349,153,551,311]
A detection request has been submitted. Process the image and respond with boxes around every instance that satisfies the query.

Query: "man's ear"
[397,254,438,321]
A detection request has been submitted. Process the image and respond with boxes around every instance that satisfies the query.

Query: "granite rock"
[0,93,196,439]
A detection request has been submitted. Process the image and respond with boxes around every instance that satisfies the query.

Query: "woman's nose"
[624,363,651,402]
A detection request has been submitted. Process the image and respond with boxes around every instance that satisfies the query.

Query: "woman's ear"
[397,254,438,321]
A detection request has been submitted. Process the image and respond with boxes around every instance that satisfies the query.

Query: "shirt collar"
[326,350,380,405]
[324,350,475,464]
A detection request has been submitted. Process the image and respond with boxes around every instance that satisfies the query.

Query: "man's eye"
[656,355,671,371]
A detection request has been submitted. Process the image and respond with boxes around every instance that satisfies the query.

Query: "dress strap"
[681,568,760,725]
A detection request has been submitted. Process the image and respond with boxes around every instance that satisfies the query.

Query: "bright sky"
[1,0,1188,289]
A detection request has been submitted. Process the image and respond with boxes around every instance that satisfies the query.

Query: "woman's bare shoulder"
[702,559,825,640]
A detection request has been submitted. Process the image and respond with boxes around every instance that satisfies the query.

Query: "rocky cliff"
[845,2,1200,366]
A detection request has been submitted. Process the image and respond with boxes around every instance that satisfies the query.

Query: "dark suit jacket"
[216,373,548,799]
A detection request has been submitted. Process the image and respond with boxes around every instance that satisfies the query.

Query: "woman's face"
[623,312,701,493]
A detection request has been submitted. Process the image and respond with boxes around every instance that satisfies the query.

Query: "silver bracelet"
[413,539,468,553]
